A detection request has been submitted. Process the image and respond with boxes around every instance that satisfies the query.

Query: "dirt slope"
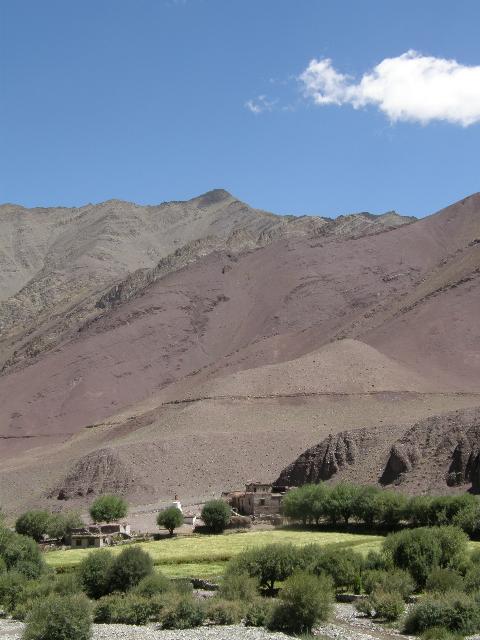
[0,191,479,513]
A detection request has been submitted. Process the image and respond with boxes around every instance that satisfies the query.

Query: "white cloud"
[300,50,480,126]
[245,95,276,114]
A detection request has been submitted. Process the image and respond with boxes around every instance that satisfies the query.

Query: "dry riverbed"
[2,605,480,640]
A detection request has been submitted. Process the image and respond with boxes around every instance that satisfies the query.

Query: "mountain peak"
[190,188,236,208]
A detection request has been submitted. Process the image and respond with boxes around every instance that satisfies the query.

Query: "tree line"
[281,482,480,535]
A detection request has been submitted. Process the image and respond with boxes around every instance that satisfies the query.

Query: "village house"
[225,482,290,518]
[68,523,132,548]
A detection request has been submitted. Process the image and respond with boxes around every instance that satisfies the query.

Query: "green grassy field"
[45,529,385,578]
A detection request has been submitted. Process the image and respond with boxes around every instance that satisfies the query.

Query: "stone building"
[69,523,131,548]
[225,482,290,518]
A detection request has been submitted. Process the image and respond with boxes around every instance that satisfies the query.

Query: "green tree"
[305,545,364,592]
[324,482,361,525]
[354,485,382,526]
[157,507,184,536]
[89,494,128,523]
[230,543,300,591]
[15,511,50,542]
[47,511,84,542]
[377,490,407,528]
[201,500,230,533]
[108,546,153,592]
[267,571,333,634]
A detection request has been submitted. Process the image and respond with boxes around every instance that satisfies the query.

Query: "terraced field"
[45,529,385,578]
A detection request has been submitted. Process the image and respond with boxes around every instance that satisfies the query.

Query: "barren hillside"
[0,190,479,513]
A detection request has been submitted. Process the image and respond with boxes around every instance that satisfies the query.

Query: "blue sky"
[1,0,479,218]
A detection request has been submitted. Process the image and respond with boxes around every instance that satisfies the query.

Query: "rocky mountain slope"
[0,190,479,513]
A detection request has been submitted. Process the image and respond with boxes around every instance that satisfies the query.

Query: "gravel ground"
[2,606,480,640]
[0,620,291,640]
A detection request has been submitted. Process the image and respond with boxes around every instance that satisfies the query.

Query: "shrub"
[94,593,155,625]
[0,556,6,574]
[363,569,414,599]
[133,572,171,597]
[219,572,259,602]
[0,571,27,612]
[425,568,465,593]
[305,545,364,592]
[78,549,114,599]
[355,596,374,617]
[420,627,464,640]
[23,594,92,640]
[405,592,480,635]
[15,511,50,542]
[108,546,153,592]
[0,528,45,576]
[364,550,391,571]
[464,565,480,592]
[160,595,205,629]
[201,500,231,534]
[229,543,300,591]
[267,571,333,634]
[370,589,404,621]
[383,526,468,589]
[205,598,244,624]
[89,494,128,523]
[244,598,274,627]
[157,507,184,536]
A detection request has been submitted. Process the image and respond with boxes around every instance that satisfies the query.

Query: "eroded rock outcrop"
[275,427,383,486]
[276,407,480,494]
[50,448,134,500]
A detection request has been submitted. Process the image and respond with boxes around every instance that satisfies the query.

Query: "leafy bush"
[133,572,171,597]
[23,594,92,640]
[0,528,45,576]
[218,572,259,602]
[157,507,184,536]
[267,571,333,634]
[405,592,480,635]
[465,565,480,592]
[78,549,114,599]
[94,593,155,625]
[364,550,391,571]
[363,569,414,599]
[383,526,468,588]
[355,596,374,617]
[89,494,128,523]
[160,595,205,629]
[201,500,231,534]
[425,568,465,593]
[420,627,464,640]
[244,597,274,627]
[0,571,27,612]
[370,589,404,621]
[108,546,154,592]
[0,556,6,574]
[305,544,364,592]
[228,543,300,591]
[205,598,244,624]
[15,511,50,542]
